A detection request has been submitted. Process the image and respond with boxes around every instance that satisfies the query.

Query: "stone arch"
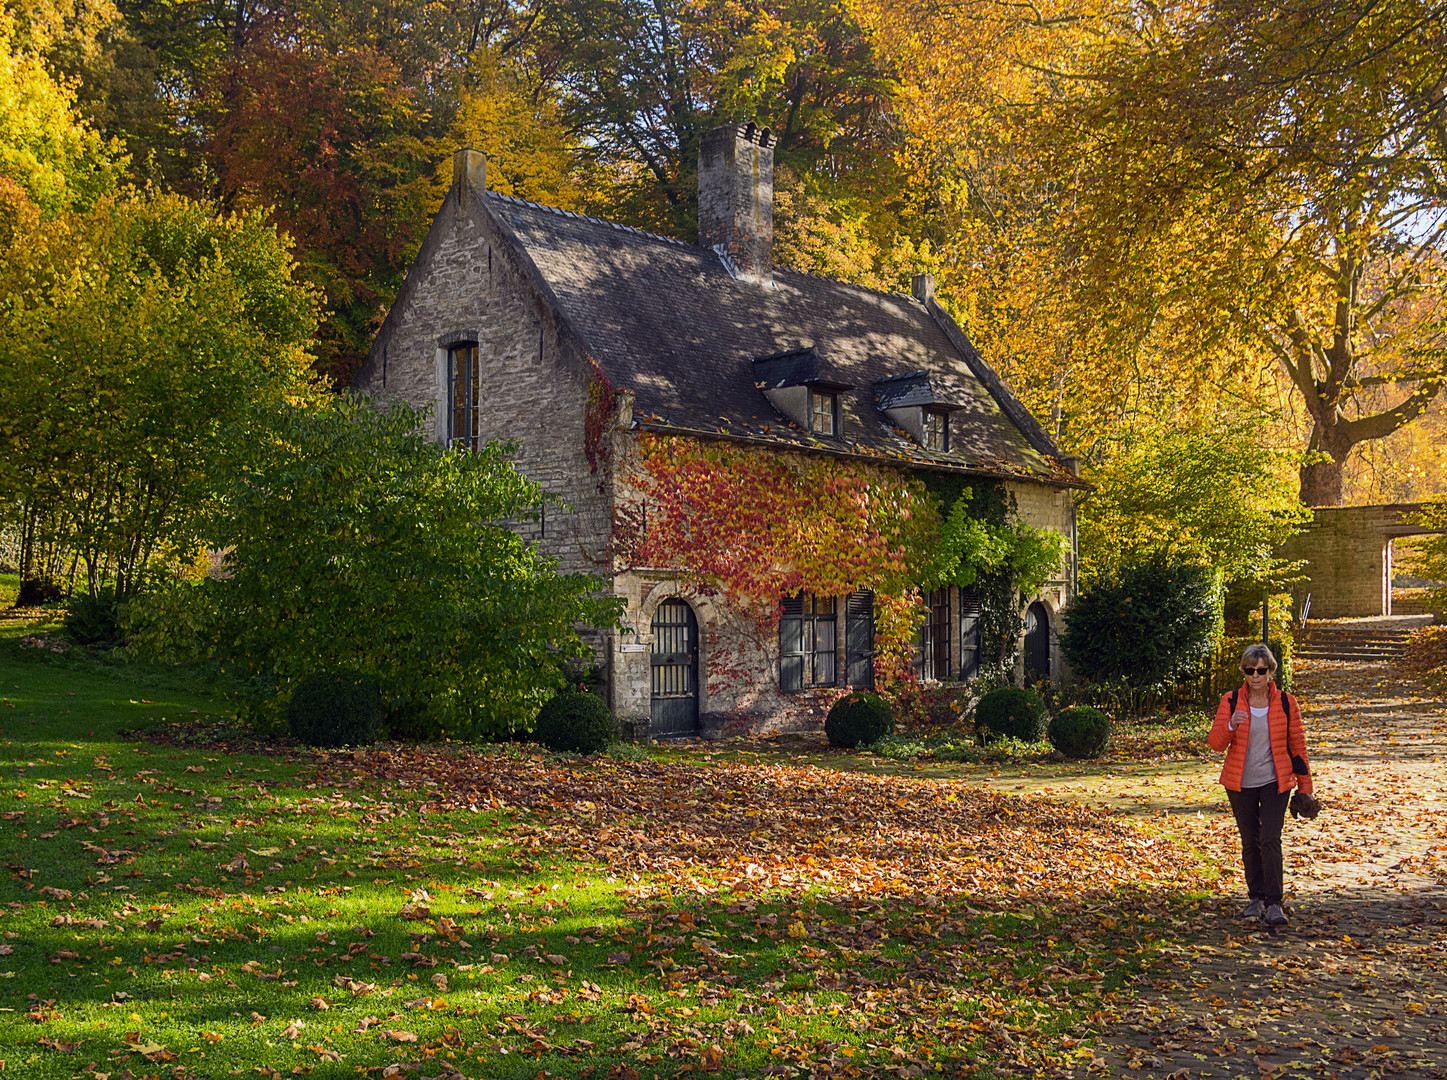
[637,582,718,720]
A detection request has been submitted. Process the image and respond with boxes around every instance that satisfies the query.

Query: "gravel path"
[1093,660,1447,1079]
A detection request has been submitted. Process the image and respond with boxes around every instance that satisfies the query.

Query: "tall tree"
[542,0,898,238]
[0,191,320,597]
[206,27,437,384]
[1054,0,1447,506]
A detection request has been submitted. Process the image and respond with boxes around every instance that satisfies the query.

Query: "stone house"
[354,123,1086,738]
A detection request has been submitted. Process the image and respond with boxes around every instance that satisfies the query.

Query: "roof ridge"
[874,369,929,384]
[770,264,919,306]
[486,191,691,248]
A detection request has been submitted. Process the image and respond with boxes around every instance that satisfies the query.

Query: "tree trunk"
[1298,420,1352,507]
[1298,454,1344,507]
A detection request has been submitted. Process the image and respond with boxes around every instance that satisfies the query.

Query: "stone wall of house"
[1004,478,1076,682]
[354,186,613,585]
[606,438,1082,738]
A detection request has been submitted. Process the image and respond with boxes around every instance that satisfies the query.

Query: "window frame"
[780,593,838,691]
[917,587,951,681]
[447,342,481,451]
[923,408,950,452]
[809,389,840,437]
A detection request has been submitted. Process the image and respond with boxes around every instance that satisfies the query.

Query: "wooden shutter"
[779,595,805,691]
[845,590,875,689]
[959,587,981,681]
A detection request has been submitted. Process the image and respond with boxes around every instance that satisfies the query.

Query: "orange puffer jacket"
[1207,682,1313,794]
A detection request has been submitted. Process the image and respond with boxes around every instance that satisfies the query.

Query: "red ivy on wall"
[618,435,937,682]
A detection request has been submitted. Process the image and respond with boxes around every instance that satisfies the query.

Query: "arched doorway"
[650,599,700,737]
[1023,601,1050,685]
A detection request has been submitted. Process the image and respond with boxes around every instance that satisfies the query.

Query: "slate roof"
[485,191,1082,487]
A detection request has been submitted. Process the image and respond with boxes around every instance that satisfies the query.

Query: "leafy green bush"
[64,590,122,646]
[1267,637,1292,692]
[287,671,384,747]
[974,686,1048,743]
[127,398,623,740]
[825,691,894,748]
[533,691,617,754]
[1047,706,1112,759]
[1060,555,1223,688]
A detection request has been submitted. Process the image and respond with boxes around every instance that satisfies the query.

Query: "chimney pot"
[698,124,774,284]
[911,272,935,303]
[453,147,486,197]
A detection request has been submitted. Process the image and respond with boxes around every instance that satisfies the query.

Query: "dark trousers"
[1227,783,1290,905]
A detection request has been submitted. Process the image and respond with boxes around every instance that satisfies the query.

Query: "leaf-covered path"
[1092,660,1447,1079]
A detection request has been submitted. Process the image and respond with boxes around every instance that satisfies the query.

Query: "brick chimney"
[698,123,775,285]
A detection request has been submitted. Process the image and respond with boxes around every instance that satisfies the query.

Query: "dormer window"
[875,371,962,452]
[924,408,949,451]
[810,390,839,436]
[752,347,853,436]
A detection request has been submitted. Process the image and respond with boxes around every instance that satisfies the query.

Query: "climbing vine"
[582,365,616,478]
[619,436,1066,685]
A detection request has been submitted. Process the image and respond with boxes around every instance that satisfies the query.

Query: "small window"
[449,344,480,450]
[809,390,838,436]
[780,594,837,691]
[924,408,949,451]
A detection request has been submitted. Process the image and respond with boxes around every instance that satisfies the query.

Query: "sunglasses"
[1243,666,1271,676]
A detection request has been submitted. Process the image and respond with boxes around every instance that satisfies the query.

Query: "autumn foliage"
[621,434,933,679]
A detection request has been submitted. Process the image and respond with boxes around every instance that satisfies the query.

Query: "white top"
[1240,704,1277,789]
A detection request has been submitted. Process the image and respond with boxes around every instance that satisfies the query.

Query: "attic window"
[810,390,839,437]
[924,408,950,451]
[448,343,480,451]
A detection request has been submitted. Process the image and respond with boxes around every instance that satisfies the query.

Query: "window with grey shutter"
[780,594,836,691]
[959,586,982,681]
[845,590,875,689]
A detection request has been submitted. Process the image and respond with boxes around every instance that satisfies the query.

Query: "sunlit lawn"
[0,594,1217,1079]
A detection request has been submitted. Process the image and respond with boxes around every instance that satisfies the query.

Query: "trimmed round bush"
[534,691,616,754]
[1048,706,1112,759]
[825,691,894,748]
[974,687,1047,743]
[287,670,384,748]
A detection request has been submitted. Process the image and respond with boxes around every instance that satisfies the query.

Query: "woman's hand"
[1229,707,1249,730]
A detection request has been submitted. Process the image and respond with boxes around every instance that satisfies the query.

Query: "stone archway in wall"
[1276,504,1447,619]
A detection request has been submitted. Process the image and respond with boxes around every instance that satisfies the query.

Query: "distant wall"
[1277,504,1439,619]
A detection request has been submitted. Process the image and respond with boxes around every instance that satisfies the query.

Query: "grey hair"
[1240,643,1277,672]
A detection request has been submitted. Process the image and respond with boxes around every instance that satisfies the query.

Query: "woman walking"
[1208,643,1313,926]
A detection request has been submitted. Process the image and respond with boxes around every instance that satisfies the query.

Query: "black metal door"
[650,599,699,737]
[1024,601,1050,684]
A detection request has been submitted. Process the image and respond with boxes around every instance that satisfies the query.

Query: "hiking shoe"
[1243,899,1265,920]
[1265,904,1288,927]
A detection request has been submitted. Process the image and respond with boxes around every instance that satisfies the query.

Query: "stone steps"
[1296,622,1418,663]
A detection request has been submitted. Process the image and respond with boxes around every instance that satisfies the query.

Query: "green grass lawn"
[0,618,1219,1079]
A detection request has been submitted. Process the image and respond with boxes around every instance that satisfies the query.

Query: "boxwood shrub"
[288,670,384,747]
[1047,705,1112,759]
[975,686,1047,743]
[825,691,894,748]
[534,691,617,754]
